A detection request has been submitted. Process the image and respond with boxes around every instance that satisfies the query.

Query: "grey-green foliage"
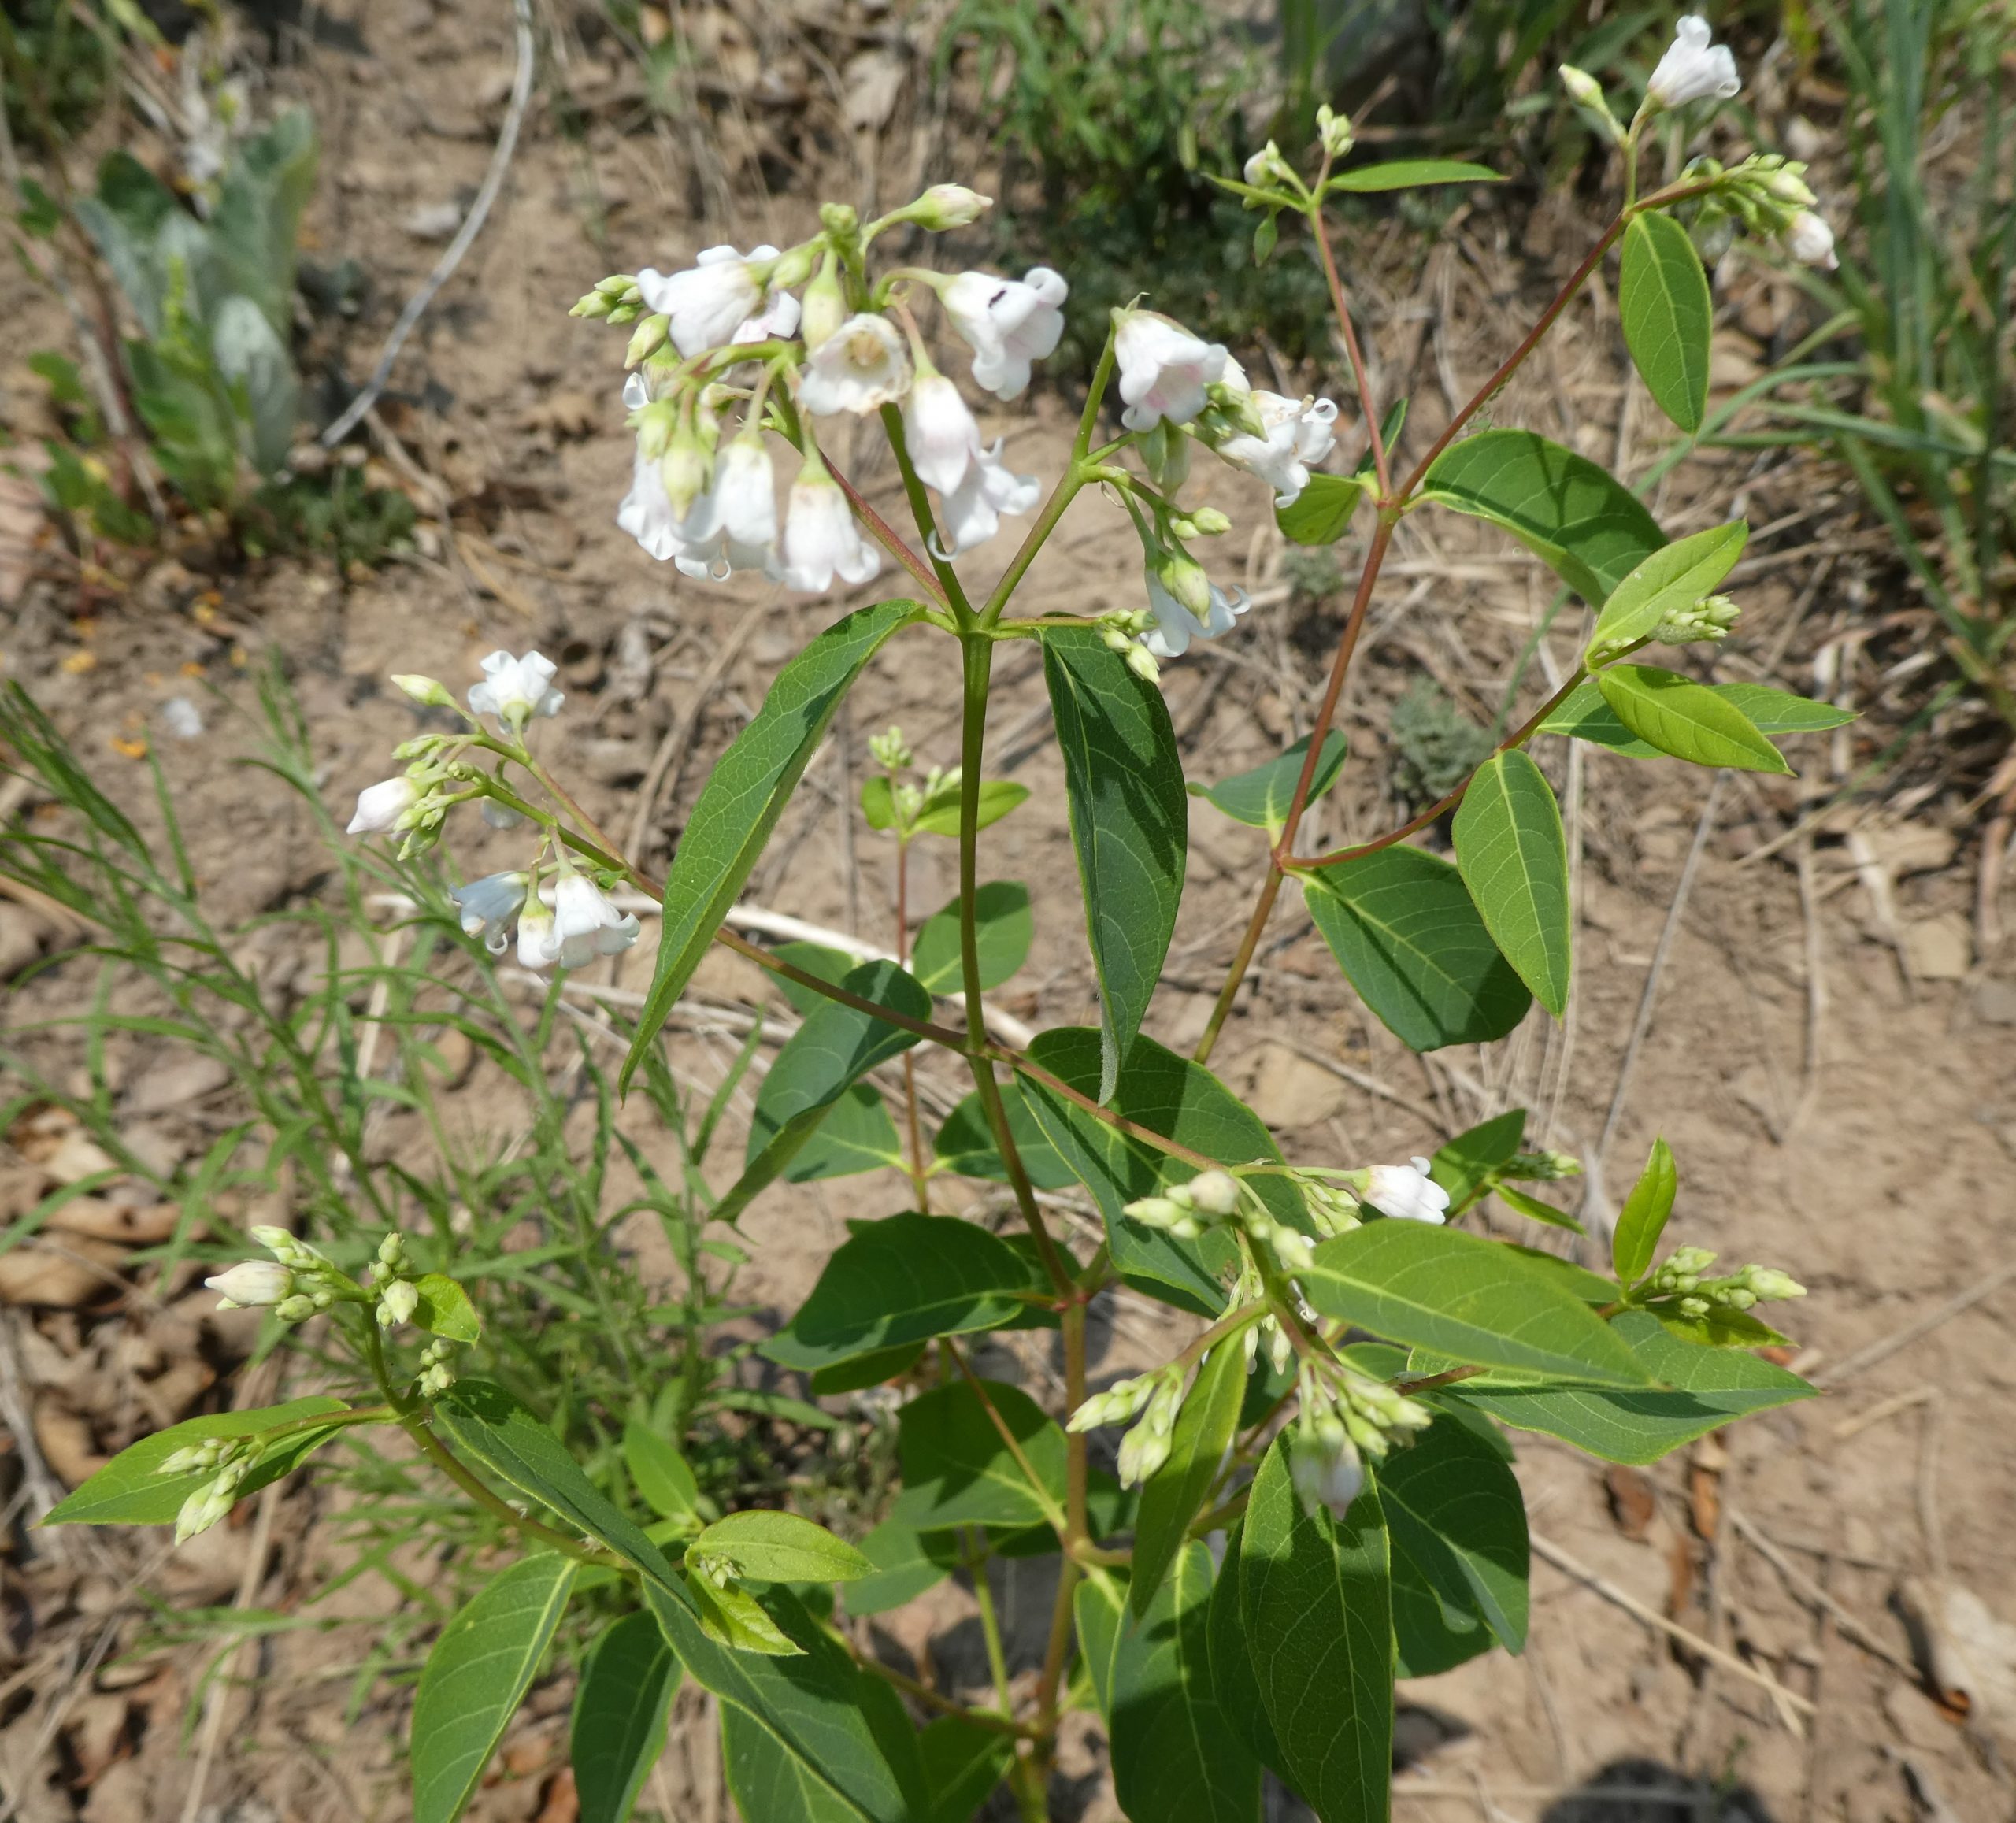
[1389,680,1497,804]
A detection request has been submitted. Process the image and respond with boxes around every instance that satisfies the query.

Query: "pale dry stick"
[177,1477,284,1823]
[0,1310,72,1554]
[623,612,762,868]
[1916,1398,1947,1587]
[1791,832,1829,1132]
[1725,1506,1918,1679]
[1847,826,1917,996]
[1584,771,1728,1230]
[1529,1533,1817,1720]
[321,0,535,446]
[1812,1258,2016,1387]
[1830,1384,1934,1443]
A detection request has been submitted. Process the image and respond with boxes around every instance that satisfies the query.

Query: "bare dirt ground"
[2,5,2014,1822]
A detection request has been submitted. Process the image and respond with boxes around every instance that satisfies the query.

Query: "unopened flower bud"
[391,673,456,709]
[1655,592,1741,644]
[909,183,992,229]
[1559,64,1604,109]
[204,1261,294,1310]
[1122,1193,1186,1231]
[377,1280,420,1328]
[1290,1423,1362,1521]
[1125,644,1162,685]
[175,1476,240,1545]
[1740,1266,1806,1302]
[1783,209,1838,271]
[1188,506,1231,535]
[571,288,613,321]
[275,1294,318,1322]
[867,725,912,772]
[1188,1169,1240,1217]
[1767,168,1817,207]
[1151,544,1214,619]
[800,251,848,350]
[1315,104,1354,159]
[1243,141,1295,190]
[625,313,670,366]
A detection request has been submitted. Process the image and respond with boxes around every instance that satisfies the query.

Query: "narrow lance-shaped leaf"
[621,598,922,1093]
[1451,750,1572,1018]
[1610,1137,1677,1285]
[1540,674,1856,754]
[623,1421,702,1525]
[1131,1337,1247,1617]
[1040,626,1188,1102]
[571,1610,681,1823]
[1326,158,1503,191]
[412,1554,576,1823]
[1619,210,1713,433]
[1596,665,1792,775]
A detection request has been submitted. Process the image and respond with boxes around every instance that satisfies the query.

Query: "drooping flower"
[937,440,1040,555]
[1783,209,1839,271]
[780,463,882,591]
[1645,16,1740,110]
[544,875,642,970]
[672,435,779,579]
[799,313,911,416]
[1213,390,1340,503]
[940,268,1069,401]
[346,776,417,836]
[902,372,984,495]
[468,650,564,727]
[617,446,685,562]
[204,1261,294,1309]
[732,284,802,346]
[1142,569,1250,658]
[1114,310,1229,432]
[449,872,529,956]
[1290,1423,1364,1523]
[1363,1158,1450,1225]
[637,244,783,358]
[517,906,556,971]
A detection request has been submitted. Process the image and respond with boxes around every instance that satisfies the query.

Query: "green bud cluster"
[1316,104,1354,160]
[1285,1169,1365,1239]
[1640,1247,1806,1320]
[174,1457,253,1544]
[1068,1361,1190,1486]
[417,1339,458,1399]
[867,725,912,772]
[1687,154,1819,246]
[236,1224,358,1321]
[569,274,645,324]
[1506,1149,1584,1182]
[157,1435,249,1478]
[1653,592,1740,645]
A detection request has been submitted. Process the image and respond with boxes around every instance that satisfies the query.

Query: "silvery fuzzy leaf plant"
[48,22,1851,1823]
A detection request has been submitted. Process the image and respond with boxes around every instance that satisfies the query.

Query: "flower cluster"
[1290,1356,1432,1521]
[206,1225,348,1324]
[1066,1359,1191,1487]
[345,650,641,974]
[579,186,1062,591]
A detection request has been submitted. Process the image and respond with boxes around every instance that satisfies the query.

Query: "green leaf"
[1303,845,1532,1051]
[693,1510,873,1584]
[1596,665,1792,775]
[1494,1184,1585,1233]
[1301,1224,1653,1385]
[1354,397,1409,479]
[810,1343,927,1395]
[1540,676,1853,756]
[783,1083,906,1184]
[765,1213,1051,1372]
[1110,1543,1266,1823]
[1651,1304,1791,1349]
[932,1084,1078,1191]
[1619,211,1713,433]
[1377,1415,1528,1677]
[891,1379,1065,1530]
[1252,210,1280,265]
[1240,1441,1391,1822]
[412,1554,576,1823]
[433,1381,678,1585]
[412,1273,482,1344]
[769,941,858,1016]
[860,775,899,831]
[1421,428,1666,606]
[732,960,933,1218]
[1205,1521,1286,1777]
[1040,626,1188,1102]
[646,1580,929,1823]
[691,1574,805,1656]
[44,1396,350,1525]
[1588,521,1747,658]
[1131,1339,1247,1618]
[1074,1573,1125,1719]
[910,881,1032,994]
[843,1517,961,1617]
[1611,1137,1677,1285]
[623,599,923,1092]
[1428,1110,1525,1217]
[912,779,1030,838]
[920,1715,1016,1823]
[1014,1029,1297,1315]
[1443,1311,1816,1464]
[572,1611,680,1823]
[1327,158,1503,191]
[1191,731,1348,832]
[1274,474,1366,545]
[623,1421,702,1525]
[1451,750,1572,1017]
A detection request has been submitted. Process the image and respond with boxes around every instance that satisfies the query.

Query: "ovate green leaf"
[1275,474,1366,545]
[911,778,1031,839]
[891,1380,1066,1530]
[412,1273,482,1344]
[781,1083,906,1184]
[1040,626,1188,1102]
[1300,1224,1651,1385]
[1541,676,1855,754]
[909,881,1032,994]
[1131,1338,1247,1617]
[1191,731,1348,832]
[1205,1521,1285,1776]
[623,1421,702,1525]
[1611,1137,1677,1285]
[1421,428,1666,606]
[1588,521,1747,659]
[921,1714,1016,1823]
[932,1084,1078,1191]
[1596,665,1792,775]
[1451,750,1572,1017]
[692,1510,873,1584]
[572,1610,680,1823]
[1619,211,1713,433]
[1428,1110,1526,1217]
[1303,845,1532,1051]
[623,599,922,1092]
[412,1554,576,1823]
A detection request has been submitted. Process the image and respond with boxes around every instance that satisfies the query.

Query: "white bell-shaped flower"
[902,372,984,495]
[617,446,686,562]
[1783,209,1838,270]
[517,906,556,971]
[937,440,1040,555]
[940,267,1069,400]
[543,875,641,970]
[1115,310,1229,432]
[1363,1158,1450,1225]
[1646,16,1740,109]
[1143,569,1249,658]
[347,776,417,835]
[637,244,781,358]
[468,650,565,727]
[449,872,529,956]
[1214,390,1340,503]
[781,465,883,591]
[1290,1425,1364,1522]
[799,313,912,416]
[733,284,802,346]
[672,435,779,579]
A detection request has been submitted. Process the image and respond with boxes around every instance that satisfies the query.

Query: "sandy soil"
[2,4,2014,1821]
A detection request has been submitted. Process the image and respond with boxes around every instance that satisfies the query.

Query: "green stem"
[879,401,975,624]
[967,1532,1016,1717]
[943,1338,1071,1536]
[1306,201,1390,498]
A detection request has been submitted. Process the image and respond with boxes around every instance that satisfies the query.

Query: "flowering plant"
[49,24,1846,1823]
